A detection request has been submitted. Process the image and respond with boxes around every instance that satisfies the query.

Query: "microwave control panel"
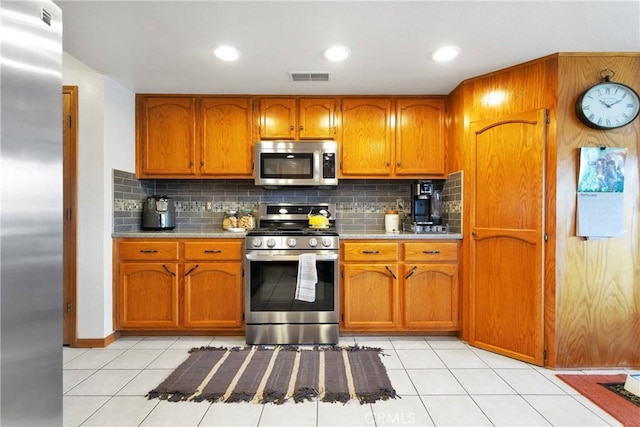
[322,152,336,178]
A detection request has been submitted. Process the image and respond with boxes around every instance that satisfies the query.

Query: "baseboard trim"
[73,331,120,348]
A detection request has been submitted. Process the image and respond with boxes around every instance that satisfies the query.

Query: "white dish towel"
[295,253,317,303]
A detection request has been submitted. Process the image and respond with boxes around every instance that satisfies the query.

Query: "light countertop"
[338,231,461,240]
[112,230,462,240]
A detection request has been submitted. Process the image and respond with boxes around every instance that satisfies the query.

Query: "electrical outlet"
[206,201,213,211]
[396,199,404,210]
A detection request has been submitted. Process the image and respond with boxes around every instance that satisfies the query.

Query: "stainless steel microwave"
[254,140,338,188]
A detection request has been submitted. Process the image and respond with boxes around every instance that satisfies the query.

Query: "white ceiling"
[55,1,640,95]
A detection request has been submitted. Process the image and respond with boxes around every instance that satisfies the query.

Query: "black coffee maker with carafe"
[411,180,442,225]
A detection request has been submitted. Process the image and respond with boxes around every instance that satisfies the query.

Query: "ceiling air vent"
[289,72,331,82]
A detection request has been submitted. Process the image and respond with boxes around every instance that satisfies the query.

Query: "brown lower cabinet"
[341,240,459,332]
[115,237,458,334]
[114,238,244,332]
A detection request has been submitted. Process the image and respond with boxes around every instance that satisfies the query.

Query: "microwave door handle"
[245,253,338,262]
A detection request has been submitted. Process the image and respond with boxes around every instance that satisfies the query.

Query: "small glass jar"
[238,208,255,230]
[222,210,238,230]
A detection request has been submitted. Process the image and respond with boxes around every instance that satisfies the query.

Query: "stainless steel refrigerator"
[1,1,63,424]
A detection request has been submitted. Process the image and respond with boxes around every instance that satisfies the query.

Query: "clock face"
[575,82,640,129]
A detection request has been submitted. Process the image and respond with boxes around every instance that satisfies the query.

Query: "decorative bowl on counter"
[226,227,245,233]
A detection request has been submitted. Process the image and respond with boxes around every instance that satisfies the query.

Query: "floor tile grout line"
[63,348,126,371]
[63,369,101,396]
[564,392,620,426]
[71,394,118,427]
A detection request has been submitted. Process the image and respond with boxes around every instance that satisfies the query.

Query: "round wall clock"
[575,72,640,130]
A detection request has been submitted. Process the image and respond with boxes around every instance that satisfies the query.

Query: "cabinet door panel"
[342,264,399,330]
[201,98,253,176]
[139,97,196,176]
[404,264,458,329]
[183,263,243,328]
[298,98,335,139]
[260,98,296,139]
[119,263,180,329]
[396,99,445,176]
[340,98,393,176]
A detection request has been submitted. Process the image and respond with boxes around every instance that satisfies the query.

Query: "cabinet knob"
[299,125,304,131]
[386,161,391,166]
[290,125,295,131]
[200,161,205,166]
[397,162,401,166]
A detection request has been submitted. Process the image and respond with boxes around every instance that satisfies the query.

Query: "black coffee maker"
[412,180,441,225]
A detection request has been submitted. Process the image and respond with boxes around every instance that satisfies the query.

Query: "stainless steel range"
[244,203,339,345]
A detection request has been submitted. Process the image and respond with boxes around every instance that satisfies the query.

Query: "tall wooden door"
[63,86,78,346]
[469,109,547,366]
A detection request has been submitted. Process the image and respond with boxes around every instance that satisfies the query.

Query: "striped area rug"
[147,346,398,404]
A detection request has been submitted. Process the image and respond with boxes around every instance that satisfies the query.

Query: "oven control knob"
[308,238,318,248]
[266,238,276,248]
[251,238,262,248]
[287,238,297,247]
[321,238,333,248]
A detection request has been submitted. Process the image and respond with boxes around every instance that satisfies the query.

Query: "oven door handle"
[245,253,339,261]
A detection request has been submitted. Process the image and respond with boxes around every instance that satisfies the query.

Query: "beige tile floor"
[63,335,634,426]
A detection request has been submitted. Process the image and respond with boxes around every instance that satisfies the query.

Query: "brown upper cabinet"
[340,97,446,178]
[136,95,446,179]
[137,96,197,177]
[395,98,446,176]
[136,95,254,178]
[258,97,336,140]
[200,97,253,177]
[340,98,394,176]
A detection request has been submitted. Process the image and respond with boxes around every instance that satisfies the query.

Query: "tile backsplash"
[113,170,463,233]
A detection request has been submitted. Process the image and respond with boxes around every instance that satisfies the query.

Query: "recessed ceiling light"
[324,45,350,62]
[213,46,240,61]
[432,46,460,62]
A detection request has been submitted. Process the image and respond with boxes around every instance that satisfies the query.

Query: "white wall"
[62,53,135,339]
[103,77,135,336]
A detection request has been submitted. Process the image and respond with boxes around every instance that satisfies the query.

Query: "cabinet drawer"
[343,242,398,262]
[184,241,243,261]
[404,242,458,262]
[119,241,179,260]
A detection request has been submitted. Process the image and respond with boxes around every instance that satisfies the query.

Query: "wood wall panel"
[445,86,471,338]
[450,53,640,367]
[555,54,640,367]
[448,56,558,358]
